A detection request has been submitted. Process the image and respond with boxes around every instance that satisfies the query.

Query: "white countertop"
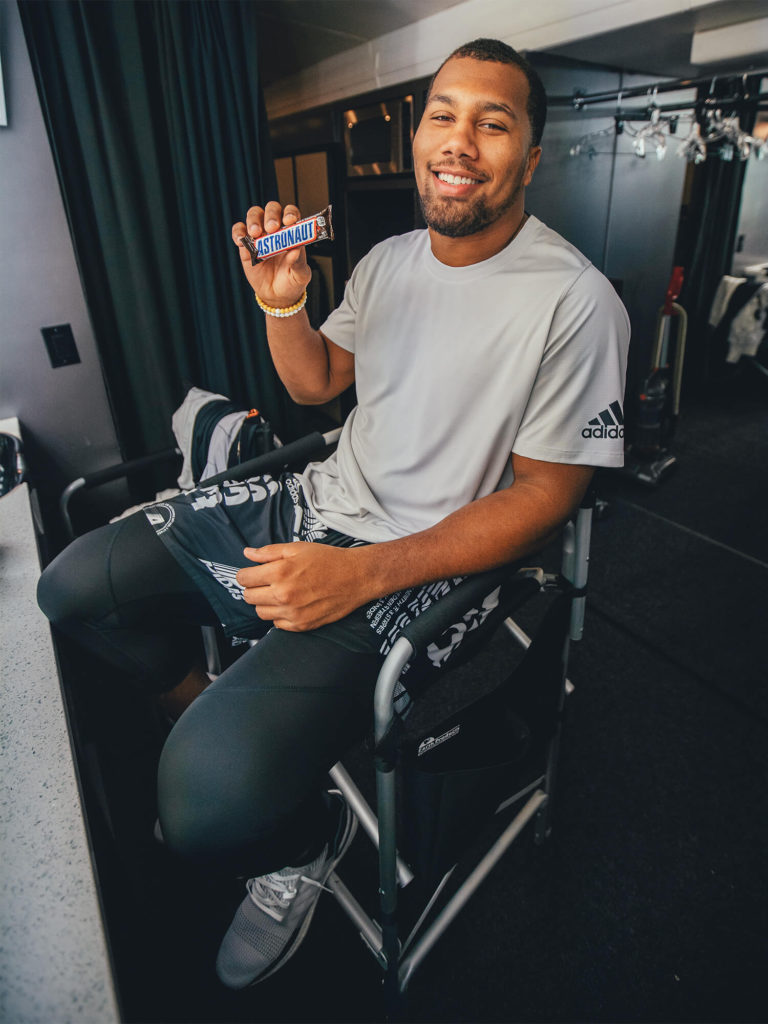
[0,418,119,1022]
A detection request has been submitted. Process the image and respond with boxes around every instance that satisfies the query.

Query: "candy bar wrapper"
[240,206,333,264]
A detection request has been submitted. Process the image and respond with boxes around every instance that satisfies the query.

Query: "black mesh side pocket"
[400,592,573,881]
[401,688,533,881]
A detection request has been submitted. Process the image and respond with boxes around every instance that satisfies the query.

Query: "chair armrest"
[67,448,182,491]
[372,565,544,760]
[60,448,182,540]
[199,427,343,486]
[399,567,542,658]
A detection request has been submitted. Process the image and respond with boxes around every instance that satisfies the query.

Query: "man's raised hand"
[232,201,312,308]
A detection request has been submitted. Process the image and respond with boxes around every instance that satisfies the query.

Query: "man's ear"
[524,146,542,187]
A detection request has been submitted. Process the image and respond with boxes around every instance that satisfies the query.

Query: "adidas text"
[582,424,624,439]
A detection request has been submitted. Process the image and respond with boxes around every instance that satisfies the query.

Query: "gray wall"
[527,58,694,404]
[0,0,121,500]
[526,62,621,270]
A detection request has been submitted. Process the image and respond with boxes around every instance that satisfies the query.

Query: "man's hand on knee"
[236,543,373,632]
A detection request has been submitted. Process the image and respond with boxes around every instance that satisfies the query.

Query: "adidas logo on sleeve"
[582,401,624,439]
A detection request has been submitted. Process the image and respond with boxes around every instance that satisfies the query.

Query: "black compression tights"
[37,513,383,875]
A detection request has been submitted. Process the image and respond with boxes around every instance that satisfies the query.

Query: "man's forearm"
[353,469,592,603]
[263,310,335,405]
[236,460,593,633]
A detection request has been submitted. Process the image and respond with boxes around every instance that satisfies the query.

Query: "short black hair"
[429,38,547,147]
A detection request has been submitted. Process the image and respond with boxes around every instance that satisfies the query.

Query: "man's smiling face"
[413,57,541,242]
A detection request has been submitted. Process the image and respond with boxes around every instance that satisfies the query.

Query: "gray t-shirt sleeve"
[318,257,365,354]
[512,265,630,468]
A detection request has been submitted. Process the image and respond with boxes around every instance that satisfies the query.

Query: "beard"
[417,167,525,238]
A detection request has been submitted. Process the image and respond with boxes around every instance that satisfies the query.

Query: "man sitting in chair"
[38,38,629,988]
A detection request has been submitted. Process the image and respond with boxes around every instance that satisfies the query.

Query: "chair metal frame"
[324,494,593,1014]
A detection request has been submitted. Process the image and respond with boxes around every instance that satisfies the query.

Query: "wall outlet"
[41,324,81,368]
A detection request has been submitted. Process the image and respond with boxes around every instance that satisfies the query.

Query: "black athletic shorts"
[144,472,502,709]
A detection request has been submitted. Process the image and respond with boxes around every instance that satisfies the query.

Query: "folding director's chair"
[325,496,590,1015]
[59,422,592,1018]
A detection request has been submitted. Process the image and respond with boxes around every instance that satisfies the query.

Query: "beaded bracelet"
[255,290,308,318]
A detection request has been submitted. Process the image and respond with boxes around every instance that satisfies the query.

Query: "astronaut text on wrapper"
[240,206,334,264]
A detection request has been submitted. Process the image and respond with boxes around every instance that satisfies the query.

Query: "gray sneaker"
[215,792,357,988]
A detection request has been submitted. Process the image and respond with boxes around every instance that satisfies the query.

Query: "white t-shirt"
[300,216,629,543]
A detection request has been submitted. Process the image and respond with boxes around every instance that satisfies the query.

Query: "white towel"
[726,282,768,363]
[709,275,746,328]
[171,386,230,490]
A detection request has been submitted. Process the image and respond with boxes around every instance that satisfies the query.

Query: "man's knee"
[156,694,261,863]
[37,533,102,625]
[155,685,327,870]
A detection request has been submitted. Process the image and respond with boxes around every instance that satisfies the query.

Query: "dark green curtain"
[19,0,307,458]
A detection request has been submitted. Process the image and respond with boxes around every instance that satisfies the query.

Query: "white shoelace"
[246,869,331,923]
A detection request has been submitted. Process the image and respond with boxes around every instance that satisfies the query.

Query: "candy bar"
[240,206,334,264]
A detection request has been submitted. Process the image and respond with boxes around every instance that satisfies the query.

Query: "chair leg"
[328,762,414,887]
[384,965,408,1022]
[201,624,221,677]
[397,789,548,991]
[535,627,571,845]
[376,762,401,971]
[534,737,560,844]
